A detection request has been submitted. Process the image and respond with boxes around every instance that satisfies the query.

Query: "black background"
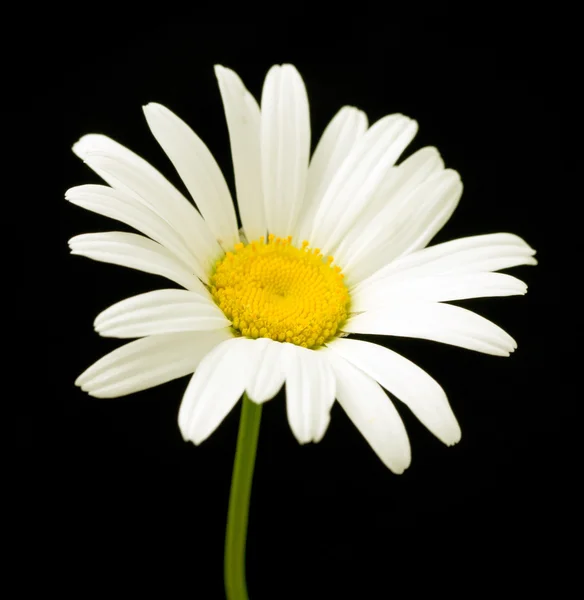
[28,14,565,598]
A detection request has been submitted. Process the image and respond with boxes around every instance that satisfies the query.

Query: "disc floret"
[211,235,349,348]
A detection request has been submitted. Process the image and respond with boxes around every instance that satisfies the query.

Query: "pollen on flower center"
[210,234,350,348]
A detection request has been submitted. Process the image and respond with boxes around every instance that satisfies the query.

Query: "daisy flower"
[69,63,535,471]
[68,63,535,598]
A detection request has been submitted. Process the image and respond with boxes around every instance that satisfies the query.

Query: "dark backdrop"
[34,14,563,598]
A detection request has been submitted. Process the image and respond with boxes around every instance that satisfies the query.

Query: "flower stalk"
[224,393,262,600]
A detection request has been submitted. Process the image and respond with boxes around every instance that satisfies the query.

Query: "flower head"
[68,64,536,473]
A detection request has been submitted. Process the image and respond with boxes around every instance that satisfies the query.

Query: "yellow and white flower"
[68,64,536,473]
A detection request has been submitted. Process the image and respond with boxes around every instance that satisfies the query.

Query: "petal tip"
[72,139,87,158]
[281,63,300,76]
[72,134,104,158]
[391,462,410,475]
[446,428,462,446]
[178,421,191,443]
[142,102,163,116]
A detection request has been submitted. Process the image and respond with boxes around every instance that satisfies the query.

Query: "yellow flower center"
[210,234,350,348]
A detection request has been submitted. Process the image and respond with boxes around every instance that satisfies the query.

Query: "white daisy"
[68,63,536,474]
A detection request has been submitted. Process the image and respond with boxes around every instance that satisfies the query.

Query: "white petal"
[334,146,444,269]
[351,271,527,312]
[295,106,368,244]
[94,289,230,338]
[324,349,411,474]
[76,329,232,398]
[245,338,285,404]
[69,232,206,293]
[73,134,221,282]
[380,169,463,257]
[309,114,418,256]
[354,233,537,291]
[260,64,311,237]
[215,65,266,243]
[344,302,518,356]
[344,169,463,285]
[326,338,461,446]
[179,337,263,445]
[368,146,445,216]
[143,103,240,251]
[282,344,336,444]
[66,184,197,272]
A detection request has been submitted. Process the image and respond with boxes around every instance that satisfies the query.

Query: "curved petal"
[73,134,221,282]
[246,338,285,404]
[76,329,233,398]
[366,146,445,219]
[143,103,240,250]
[344,169,463,285]
[69,232,207,293]
[353,233,537,292]
[66,184,197,271]
[334,146,444,269]
[215,65,266,243]
[325,338,461,446]
[94,289,231,338]
[282,344,336,444]
[295,106,368,244]
[324,349,411,474]
[260,64,311,237]
[351,271,527,312]
[179,337,263,445]
[309,114,418,256]
[343,302,518,356]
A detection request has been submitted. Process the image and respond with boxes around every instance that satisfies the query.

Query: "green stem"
[224,393,262,600]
